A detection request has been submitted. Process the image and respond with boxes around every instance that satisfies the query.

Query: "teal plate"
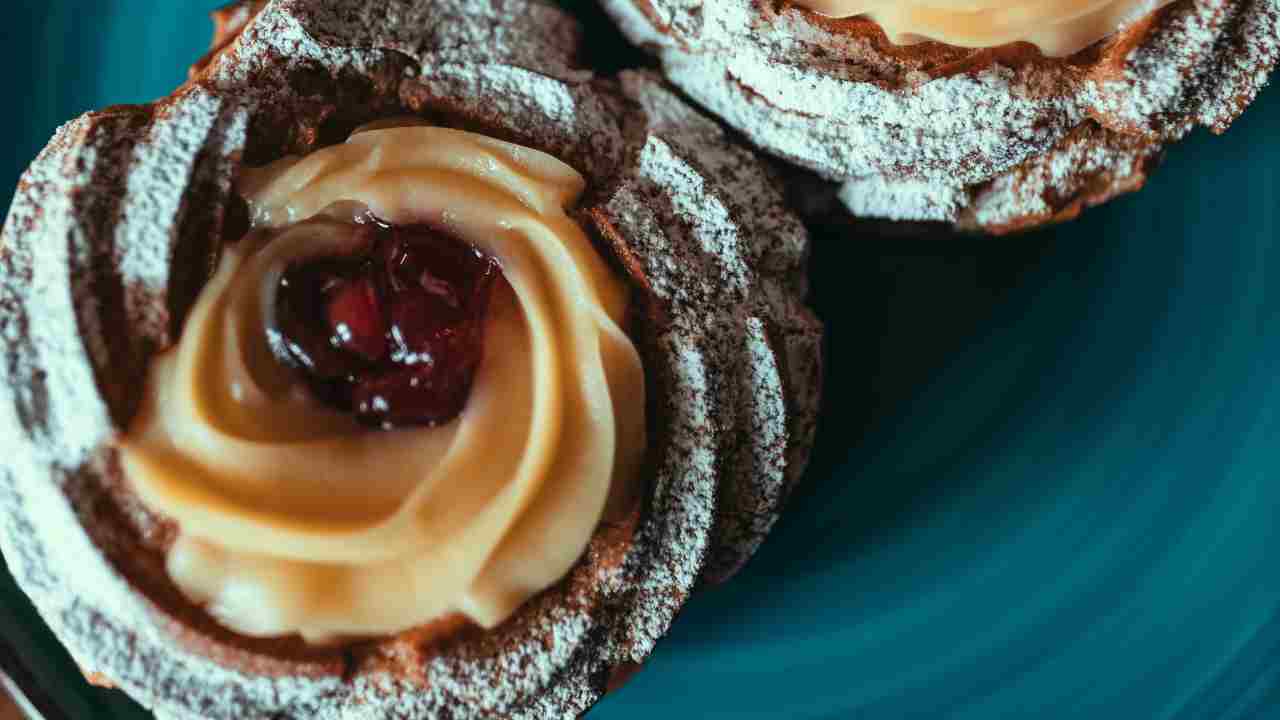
[4,2,1280,718]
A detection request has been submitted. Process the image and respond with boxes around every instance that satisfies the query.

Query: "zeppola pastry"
[0,0,821,717]
[603,0,1280,232]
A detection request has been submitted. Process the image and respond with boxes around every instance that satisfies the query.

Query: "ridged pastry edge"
[602,0,1280,232]
[0,1,822,718]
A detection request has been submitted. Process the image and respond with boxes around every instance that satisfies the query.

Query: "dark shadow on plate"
[724,84,1270,586]
[557,0,653,74]
[747,187,1191,581]
[792,221,1057,519]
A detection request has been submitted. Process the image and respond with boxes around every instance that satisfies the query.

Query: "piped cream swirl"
[119,126,646,641]
[794,0,1176,56]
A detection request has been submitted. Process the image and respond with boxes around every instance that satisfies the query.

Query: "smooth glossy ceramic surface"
[3,2,1279,718]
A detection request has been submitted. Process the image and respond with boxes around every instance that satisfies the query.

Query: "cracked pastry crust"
[0,0,822,718]
[602,0,1280,233]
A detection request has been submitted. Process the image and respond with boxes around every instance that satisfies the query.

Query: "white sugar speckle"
[603,0,1280,230]
[0,1,821,718]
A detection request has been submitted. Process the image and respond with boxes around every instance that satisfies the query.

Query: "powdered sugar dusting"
[602,0,1280,231]
[1081,0,1226,135]
[0,1,821,718]
[966,125,1158,229]
[838,178,967,222]
[115,88,225,346]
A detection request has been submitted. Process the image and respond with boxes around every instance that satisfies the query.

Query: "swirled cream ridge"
[118,125,646,642]
[793,0,1177,56]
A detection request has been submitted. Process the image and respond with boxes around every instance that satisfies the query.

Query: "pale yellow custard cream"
[118,125,647,642]
[794,0,1177,57]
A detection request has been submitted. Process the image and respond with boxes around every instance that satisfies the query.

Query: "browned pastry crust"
[0,1,822,718]
[602,0,1280,233]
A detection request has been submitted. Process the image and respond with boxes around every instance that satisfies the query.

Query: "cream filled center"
[118,126,646,642]
[793,0,1176,56]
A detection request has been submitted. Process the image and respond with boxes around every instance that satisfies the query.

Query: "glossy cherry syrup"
[274,220,500,428]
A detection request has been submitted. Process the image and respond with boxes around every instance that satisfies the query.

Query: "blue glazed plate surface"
[3,2,1280,718]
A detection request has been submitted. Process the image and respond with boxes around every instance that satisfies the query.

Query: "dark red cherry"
[350,364,475,428]
[325,275,388,363]
[274,222,499,428]
[275,263,361,381]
